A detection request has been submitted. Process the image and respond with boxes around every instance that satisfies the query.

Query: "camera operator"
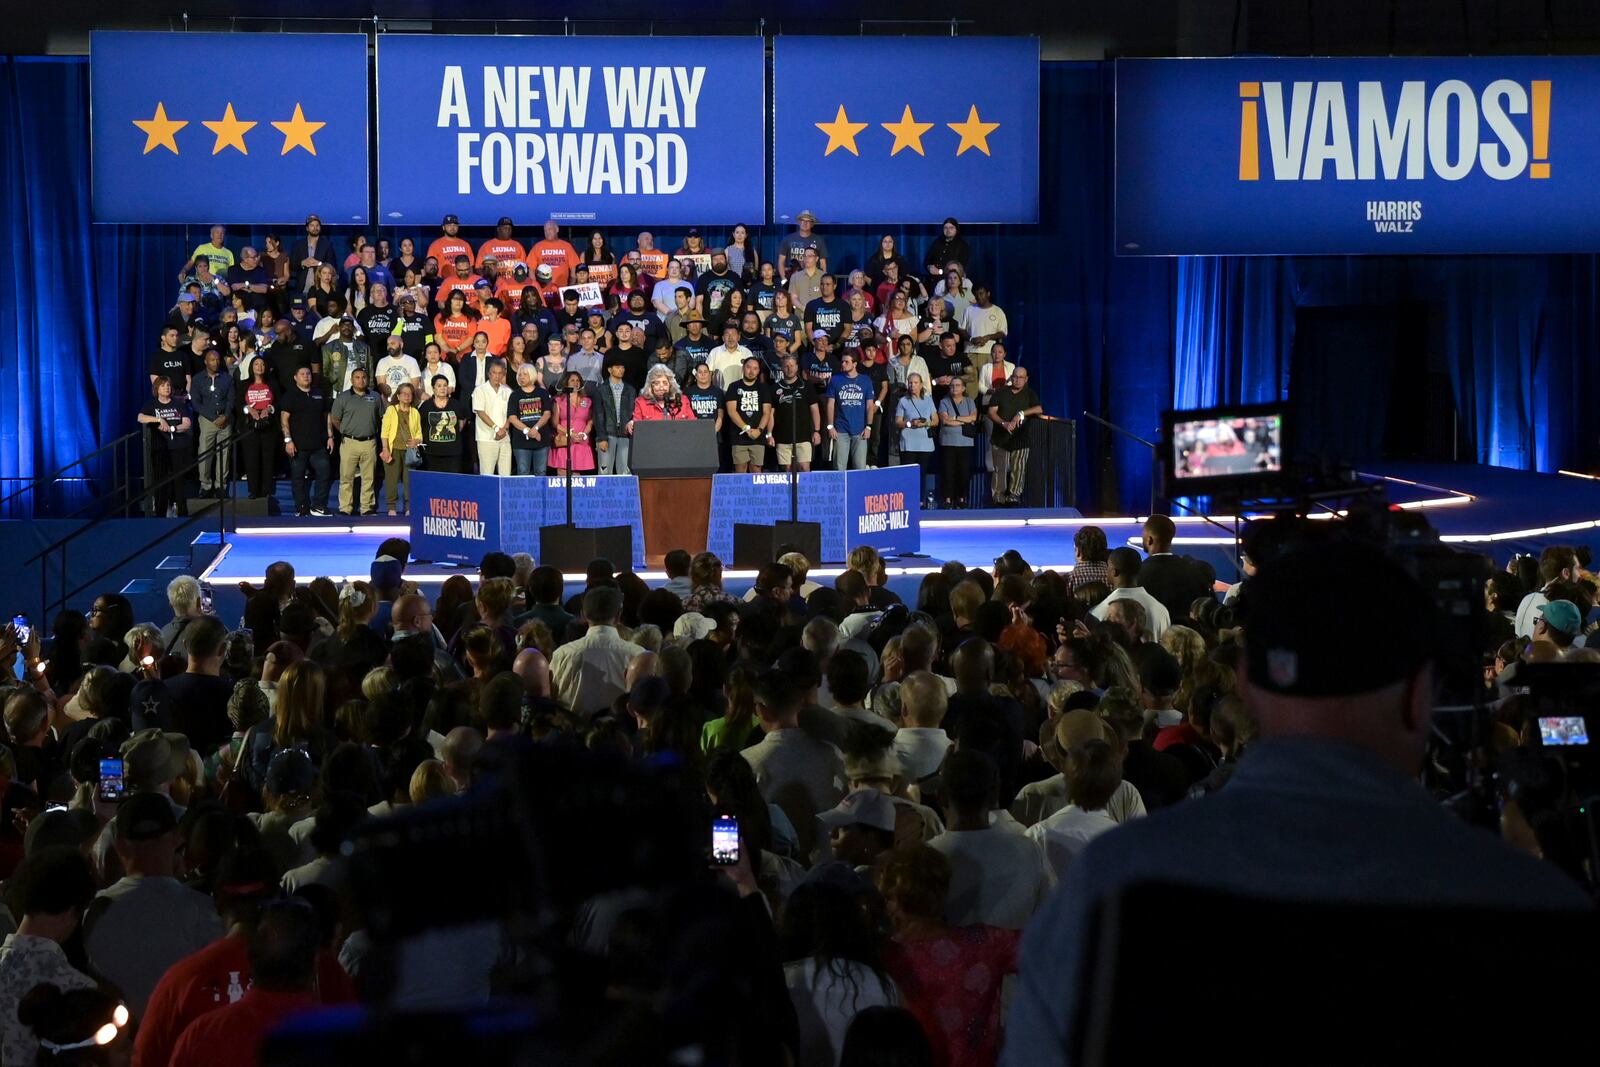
[1003,537,1593,1066]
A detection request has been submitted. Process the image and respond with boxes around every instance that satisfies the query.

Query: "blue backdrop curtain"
[2,54,1596,516]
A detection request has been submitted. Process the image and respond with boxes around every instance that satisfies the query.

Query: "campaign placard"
[1116,56,1600,254]
[378,35,765,225]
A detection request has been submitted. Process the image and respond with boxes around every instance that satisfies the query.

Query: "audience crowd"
[146,216,1043,517]
[0,518,1591,1064]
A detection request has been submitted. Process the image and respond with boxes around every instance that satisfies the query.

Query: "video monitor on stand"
[1161,404,1287,505]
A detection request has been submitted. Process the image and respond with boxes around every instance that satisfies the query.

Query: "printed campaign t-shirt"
[509,386,550,450]
[826,373,872,435]
[748,283,779,313]
[765,313,803,345]
[805,355,837,402]
[422,398,467,457]
[477,239,527,272]
[425,236,473,271]
[686,385,724,422]
[142,399,191,447]
[243,382,275,418]
[805,297,847,341]
[674,335,715,370]
[724,379,773,441]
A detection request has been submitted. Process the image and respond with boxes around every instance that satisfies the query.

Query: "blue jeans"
[832,432,869,470]
[598,436,632,475]
[513,447,548,475]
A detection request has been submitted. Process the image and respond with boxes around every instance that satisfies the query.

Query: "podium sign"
[632,419,719,478]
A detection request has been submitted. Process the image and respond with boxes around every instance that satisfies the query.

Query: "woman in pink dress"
[550,370,596,473]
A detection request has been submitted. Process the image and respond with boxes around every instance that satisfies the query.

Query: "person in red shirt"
[425,214,473,274]
[478,297,512,357]
[134,849,353,1067]
[632,364,698,422]
[168,898,328,1067]
[877,846,1020,1067]
[434,289,480,361]
[874,260,907,313]
[436,254,484,312]
[477,216,527,276]
[530,219,579,288]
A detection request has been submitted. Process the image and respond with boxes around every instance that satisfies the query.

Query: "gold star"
[815,105,869,157]
[947,105,1001,157]
[271,103,326,156]
[202,103,257,156]
[880,105,935,157]
[131,102,187,156]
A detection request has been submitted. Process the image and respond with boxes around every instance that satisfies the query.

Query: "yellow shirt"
[382,405,422,448]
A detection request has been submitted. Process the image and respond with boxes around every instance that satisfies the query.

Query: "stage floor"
[194,463,1600,598]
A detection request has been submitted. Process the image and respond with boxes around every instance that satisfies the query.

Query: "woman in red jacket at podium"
[550,370,597,473]
[633,364,697,423]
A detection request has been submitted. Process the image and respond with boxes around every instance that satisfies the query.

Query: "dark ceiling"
[9,0,1600,59]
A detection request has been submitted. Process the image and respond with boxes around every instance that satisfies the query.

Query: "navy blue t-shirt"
[826,373,873,436]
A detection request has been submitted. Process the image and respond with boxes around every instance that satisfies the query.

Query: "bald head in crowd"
[392,594,432,635]
[512,648,550,697]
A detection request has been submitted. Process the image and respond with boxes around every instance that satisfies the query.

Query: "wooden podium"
[631,420,720,566]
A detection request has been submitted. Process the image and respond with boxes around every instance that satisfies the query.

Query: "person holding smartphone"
[895,373,939,509]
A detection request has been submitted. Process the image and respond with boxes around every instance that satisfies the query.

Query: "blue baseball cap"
[1539,599,1583,637]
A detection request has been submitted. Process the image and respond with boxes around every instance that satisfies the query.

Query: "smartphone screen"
[97,758,125,802]
[10,614,29,646]
[1538,716,1590,746]
[711,814,740,866]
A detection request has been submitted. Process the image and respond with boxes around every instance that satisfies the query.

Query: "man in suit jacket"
[289,214,336,293]
[1137,514,1215,624]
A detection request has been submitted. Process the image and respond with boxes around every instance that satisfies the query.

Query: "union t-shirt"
[826,373,873,435]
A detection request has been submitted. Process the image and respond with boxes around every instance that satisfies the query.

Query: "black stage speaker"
[733,521,823,568]
[539,524,633,573]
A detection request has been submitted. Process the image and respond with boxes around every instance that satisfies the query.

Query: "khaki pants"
[197,417,232,490]
[477,437,512,476]
[339,438,377,514]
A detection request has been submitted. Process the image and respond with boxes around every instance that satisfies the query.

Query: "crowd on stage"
[0,520,1592,1063]
[145,215,1044,518]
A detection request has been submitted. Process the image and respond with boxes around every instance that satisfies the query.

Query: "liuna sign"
[1115,56,1600,255]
